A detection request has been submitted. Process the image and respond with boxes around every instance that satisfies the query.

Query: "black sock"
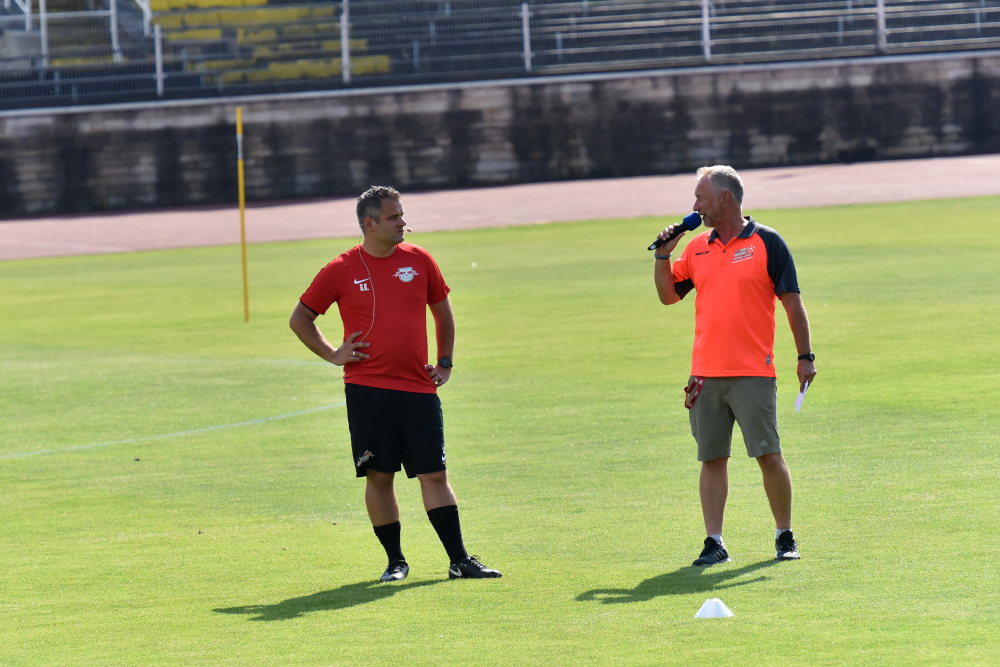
[372,521,405,563]
[426,505,469,565]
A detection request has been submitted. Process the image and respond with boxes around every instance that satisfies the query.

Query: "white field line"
[0,401,346,461]
[0,357,331,369]
[0,239,131,252]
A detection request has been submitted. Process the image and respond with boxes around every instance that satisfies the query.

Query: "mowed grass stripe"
[0,401,345,460]
[0,196,998,666]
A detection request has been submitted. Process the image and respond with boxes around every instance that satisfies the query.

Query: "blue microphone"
[648,212,702,251]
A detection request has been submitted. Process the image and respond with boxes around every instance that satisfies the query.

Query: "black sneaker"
[448,555,502,579]
[775,531,801,561]
[380,559,409,583]
[692,537,730,566]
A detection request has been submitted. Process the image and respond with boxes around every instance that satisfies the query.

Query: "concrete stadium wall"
[1,51,998,217]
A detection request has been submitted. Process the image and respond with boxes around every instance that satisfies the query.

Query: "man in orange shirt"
[653,166,817,565]
[290,186,501,582]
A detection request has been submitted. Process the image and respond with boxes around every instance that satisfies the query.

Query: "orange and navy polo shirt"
[671,216,799,378]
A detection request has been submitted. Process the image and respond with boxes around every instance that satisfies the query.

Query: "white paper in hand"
[794,381,809,413]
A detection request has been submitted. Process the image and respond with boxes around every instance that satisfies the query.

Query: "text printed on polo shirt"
[695,250,710,256]
[732,245,756,263]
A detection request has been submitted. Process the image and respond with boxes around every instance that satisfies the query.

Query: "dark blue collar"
[708,216,757,244]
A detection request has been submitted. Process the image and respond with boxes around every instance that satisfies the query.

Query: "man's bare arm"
[426,296,456,387]
[288,301,369,366]
[779,292,817,391]
[654,260,681,305]
[652,225,686,305]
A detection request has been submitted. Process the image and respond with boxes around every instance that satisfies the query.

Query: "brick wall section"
[1,53,998,216]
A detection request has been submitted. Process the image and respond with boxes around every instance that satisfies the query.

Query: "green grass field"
[2,197,999,665]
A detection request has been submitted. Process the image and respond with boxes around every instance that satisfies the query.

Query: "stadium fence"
[1,0,999,108]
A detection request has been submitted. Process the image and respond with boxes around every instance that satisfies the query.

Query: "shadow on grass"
[214,577,445,621]
[577,559,779,605]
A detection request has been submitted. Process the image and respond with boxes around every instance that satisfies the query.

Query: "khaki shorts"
[689,376,781,461]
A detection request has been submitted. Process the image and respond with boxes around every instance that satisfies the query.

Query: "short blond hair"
[696,165,744,206]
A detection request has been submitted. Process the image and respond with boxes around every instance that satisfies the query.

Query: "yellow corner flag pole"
[236,107,249,322]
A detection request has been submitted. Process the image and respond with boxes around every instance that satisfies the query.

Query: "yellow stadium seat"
[153,1,386,87]
[164,28,223,41]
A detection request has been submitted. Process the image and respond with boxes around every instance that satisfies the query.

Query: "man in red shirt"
[653,166,817,566]
[289,186,501,582]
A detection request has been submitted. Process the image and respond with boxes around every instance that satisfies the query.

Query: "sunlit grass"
[1,196,998,665]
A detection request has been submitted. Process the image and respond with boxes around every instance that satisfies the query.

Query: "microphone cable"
[356,225,412,343]
[357,233,376,343]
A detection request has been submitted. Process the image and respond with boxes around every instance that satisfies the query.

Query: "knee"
[417,470,450,489]
[702,457,729,473]
[366,470,395,490]
[756,452,786,471]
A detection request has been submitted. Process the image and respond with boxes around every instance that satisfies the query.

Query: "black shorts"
[344,383,446,479]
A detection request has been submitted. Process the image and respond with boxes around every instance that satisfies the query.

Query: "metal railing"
[2,0,999,108]
[0,0,159,103]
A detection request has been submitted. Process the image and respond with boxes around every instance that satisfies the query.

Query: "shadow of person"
[577,559,779,605]
[214,577,445,621]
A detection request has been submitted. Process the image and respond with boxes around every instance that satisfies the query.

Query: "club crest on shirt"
[732,245,756,263]
[394,267,419,283]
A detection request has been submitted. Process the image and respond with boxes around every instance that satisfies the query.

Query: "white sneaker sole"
[380,565,409,582]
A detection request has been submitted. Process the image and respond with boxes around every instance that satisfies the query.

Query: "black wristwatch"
[797,352,816,362]
[438,357,453,369]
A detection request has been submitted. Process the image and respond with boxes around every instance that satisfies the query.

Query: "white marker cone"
[694,598,734,618]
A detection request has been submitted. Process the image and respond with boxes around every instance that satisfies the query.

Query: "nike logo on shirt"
[354,278,370,284]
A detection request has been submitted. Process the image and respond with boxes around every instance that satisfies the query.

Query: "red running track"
[1,154,998,261]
